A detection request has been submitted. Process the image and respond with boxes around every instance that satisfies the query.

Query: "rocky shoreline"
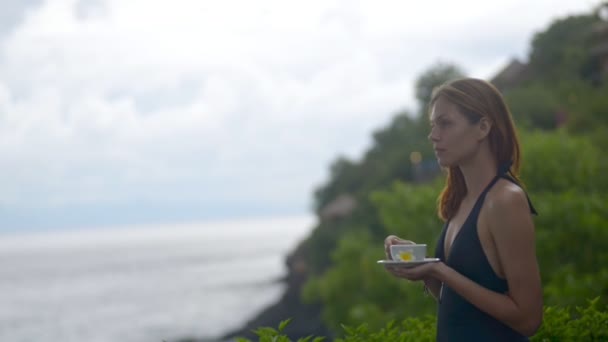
[213,196,357,341]
[176,235,330,342]
[220,237,331,341]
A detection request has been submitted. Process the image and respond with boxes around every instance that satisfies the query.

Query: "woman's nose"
[428,128,439,142]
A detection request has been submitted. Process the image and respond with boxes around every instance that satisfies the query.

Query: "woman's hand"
[385,261,444,282]
[384,235,415,260]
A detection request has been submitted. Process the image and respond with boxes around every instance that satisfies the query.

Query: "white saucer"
[377,258,440,268]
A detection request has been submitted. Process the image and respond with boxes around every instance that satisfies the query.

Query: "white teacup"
[390,244,427,262]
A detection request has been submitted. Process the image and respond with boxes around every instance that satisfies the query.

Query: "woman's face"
[428,96,483,167]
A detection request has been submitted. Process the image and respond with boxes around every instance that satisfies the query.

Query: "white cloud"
[0,0,595,228]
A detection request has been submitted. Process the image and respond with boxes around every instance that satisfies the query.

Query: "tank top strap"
[469,161,538,217]
[468,172,502,216]
[498,161,538,216]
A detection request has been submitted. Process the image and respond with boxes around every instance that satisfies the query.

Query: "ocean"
[0,215,315,342]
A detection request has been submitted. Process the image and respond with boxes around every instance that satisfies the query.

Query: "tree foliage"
[528,14,600,83]
[414,62,465,113]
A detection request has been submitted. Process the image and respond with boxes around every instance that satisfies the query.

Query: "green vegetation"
[238,298,607,341]
[242,4,608,341]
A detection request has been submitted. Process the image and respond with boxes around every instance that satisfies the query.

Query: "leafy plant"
[237,299,607,341]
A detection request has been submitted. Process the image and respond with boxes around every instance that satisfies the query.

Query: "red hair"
[429,78,523,221]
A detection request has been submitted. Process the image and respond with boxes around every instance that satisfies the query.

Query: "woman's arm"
[423,277,442,300]
[433,187,543,336]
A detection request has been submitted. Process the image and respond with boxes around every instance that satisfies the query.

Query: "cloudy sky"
[0,0,597,232]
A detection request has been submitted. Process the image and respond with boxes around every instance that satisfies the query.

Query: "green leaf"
[278,318,292,333]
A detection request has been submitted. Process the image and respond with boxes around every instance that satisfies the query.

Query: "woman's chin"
[436,157,454,168]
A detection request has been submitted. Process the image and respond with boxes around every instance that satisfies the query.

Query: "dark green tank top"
[434,163,537,342]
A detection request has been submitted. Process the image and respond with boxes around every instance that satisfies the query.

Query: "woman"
[384,78,543,341]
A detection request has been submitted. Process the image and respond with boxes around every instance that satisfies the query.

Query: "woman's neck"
[459,146,497,199]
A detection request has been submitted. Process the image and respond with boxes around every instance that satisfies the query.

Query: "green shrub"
[334,316,436,342]
[532,298,608,341]
[520,130,606,194]
[238,299,607,341]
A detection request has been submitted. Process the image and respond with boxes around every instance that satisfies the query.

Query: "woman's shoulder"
[484,179,530,216]
[480,179,536,240]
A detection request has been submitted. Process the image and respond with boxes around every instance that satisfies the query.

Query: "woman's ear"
[478,117,492,140]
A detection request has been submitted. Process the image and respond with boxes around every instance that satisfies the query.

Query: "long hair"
[429,78,523,221]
